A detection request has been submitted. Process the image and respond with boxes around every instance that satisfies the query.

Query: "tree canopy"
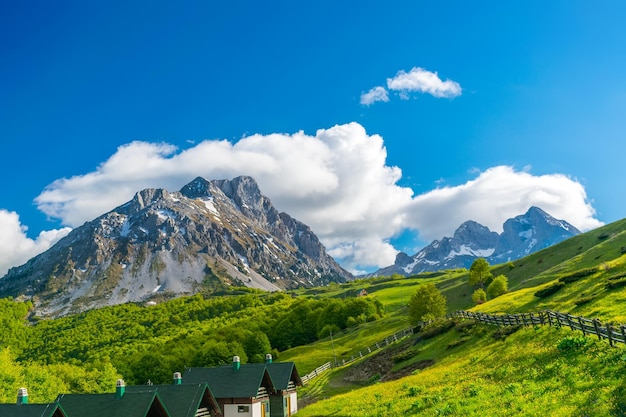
[469,258,492,288]
[408,284,447,325]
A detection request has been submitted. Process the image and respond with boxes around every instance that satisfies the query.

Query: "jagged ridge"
[0,176,352,316]
[373,206,581,276]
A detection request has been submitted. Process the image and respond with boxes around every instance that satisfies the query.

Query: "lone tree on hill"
[408,283,447,325]
[469,258,492,289]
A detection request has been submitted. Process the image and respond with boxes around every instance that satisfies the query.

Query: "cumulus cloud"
[387,67,462,98]
[31,123,600,274]
[0,210,71,277]
[35,123,414,272]
[408,166,602,241]
[361,67,461,105]
[360,86,389,105]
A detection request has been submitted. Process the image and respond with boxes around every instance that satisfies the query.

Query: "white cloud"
[360,86,389,105]
[0,210,71,277]
[387,67,462,98]
[29,124,600,274]
[362,67,461,105]
[408,166,602,242]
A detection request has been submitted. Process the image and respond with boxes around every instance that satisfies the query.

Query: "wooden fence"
[300,327,412,385]
[450,310,626,347]
[301,309,626,385]
[301,361,332,385]
[335,327,413,368]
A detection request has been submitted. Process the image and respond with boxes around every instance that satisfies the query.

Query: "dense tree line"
[0,289,384,398]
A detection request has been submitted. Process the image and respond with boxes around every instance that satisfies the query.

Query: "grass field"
[289,218,626,416]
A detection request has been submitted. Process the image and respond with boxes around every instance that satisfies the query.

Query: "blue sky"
[1,1,624,275]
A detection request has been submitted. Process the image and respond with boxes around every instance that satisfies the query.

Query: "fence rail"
[301,361,332,385]
[335,327,413,368]
[450,310,626,347]
[300,327,412,385]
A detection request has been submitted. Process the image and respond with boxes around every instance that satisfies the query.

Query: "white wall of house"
[289,392,298,414]
[222,402,258,417]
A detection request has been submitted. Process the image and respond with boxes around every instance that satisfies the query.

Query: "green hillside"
[0,217,625,413]
[293,219,626,416]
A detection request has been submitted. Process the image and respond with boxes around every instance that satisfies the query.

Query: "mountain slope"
[374,206,580,276]
[0,176,351,316]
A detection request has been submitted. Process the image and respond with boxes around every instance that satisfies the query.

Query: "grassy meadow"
[289,219,626,416]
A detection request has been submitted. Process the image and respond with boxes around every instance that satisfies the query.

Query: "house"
[184,357,274,417]
[125,373,221,417]
[264,355,302,417]
[356,288,368,297]
[56,379,170,417]
[0,388,67,417]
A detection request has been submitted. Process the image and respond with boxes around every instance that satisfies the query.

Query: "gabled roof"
[125,383,220,417]
[0,403,67,417]
[266,362,302,390]
[56,392,170,417]
[184,364,274,399]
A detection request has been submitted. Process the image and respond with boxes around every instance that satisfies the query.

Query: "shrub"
[472,288,487,304]
[492,325,521,340]
[574,296,594,306]
[446,337,469,350]
[487,275,508,299]
[606,278,626,290]
[557,335,588,352]
[534,282,565,298]
[559,267,598,283]
[418,318,455,340]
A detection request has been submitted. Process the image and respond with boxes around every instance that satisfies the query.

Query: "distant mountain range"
[0,176,352,316]
[371,206,580,277]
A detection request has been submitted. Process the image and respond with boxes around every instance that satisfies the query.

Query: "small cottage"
[125,373,221,417]
[264,355,302,417]
[56,379,170,417]
[184,357,274,417]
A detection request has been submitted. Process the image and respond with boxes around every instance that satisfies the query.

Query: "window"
[238,405,250,413]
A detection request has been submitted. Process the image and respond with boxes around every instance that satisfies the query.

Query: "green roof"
[184,364,274,399]
[266,363,302,391]
[0,403,66,417]
[56,392,170,417]
[125,383,220,417]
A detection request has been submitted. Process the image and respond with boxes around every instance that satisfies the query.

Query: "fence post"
[578,317,586,336]
[621,325,626,345]
[593,319,602,340]
[607,324,614,347]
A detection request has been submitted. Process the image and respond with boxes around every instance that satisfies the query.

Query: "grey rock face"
[0,176,352,316]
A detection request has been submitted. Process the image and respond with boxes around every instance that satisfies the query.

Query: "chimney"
[116,379,126,399]
[17,388,28,405]
[265,354,273,364]
[233,355,240,371]
[173,372,182,385]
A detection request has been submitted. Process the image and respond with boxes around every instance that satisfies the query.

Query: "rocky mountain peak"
[0,176,352,316]
[370,207,580,277]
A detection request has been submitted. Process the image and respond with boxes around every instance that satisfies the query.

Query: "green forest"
[0,289,383,402]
